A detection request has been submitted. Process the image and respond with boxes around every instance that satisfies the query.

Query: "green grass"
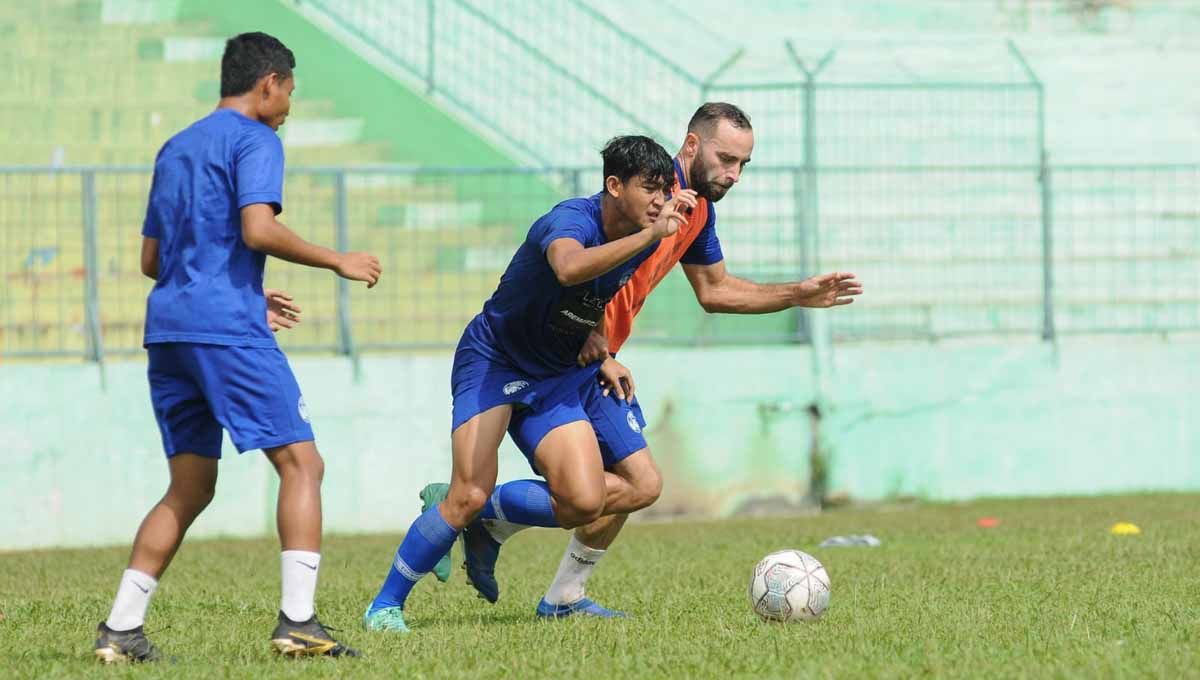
[1,494,1198,678]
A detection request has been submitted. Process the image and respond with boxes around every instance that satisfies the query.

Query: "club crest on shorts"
[503,380,530,396]
[298,396,310,423]
[626,410,641,433]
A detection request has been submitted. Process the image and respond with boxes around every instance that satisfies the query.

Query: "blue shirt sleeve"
[533,204,593,253]
[680,203,724,265]
[235,129,285,215]
[141,211,161,238]
[141,149,164,238]
[141,184,161,238]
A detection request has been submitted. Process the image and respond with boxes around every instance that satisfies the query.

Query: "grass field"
[1,493,1197,679]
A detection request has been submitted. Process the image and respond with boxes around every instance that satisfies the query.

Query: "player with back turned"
[93,32,380,663]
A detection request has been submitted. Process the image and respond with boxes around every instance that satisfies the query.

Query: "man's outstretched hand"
[795,272,862,308]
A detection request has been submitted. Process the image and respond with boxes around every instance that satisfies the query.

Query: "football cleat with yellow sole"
[270,611,360,658]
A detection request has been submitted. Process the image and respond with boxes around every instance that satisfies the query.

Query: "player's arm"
[235,130,381,287]
[240,204,382,287]
[577,313,609,365]
[546,233,653,287]
[140,237,159,280]
[683,260,861,313]
[546,190,697,287]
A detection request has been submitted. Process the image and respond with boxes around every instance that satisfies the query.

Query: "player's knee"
[166,479,216,515]
[286,451,324,484]
[303,451,325,484]
[559,492,605,528]
[270,444,324,485]
[633,468,663,510]
[446,484,491,524]
[579,498,606,525]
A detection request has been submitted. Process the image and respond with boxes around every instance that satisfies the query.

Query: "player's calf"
[266,442,325,551]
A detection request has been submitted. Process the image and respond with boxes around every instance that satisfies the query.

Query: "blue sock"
[479,479,560,528]
[370,505,458,612]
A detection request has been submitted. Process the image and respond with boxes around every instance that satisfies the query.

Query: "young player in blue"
[363,136,699,633]
[425,103,863,619]
[94,33,381,664]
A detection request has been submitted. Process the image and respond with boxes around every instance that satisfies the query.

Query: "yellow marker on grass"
[1110,522,1141,535]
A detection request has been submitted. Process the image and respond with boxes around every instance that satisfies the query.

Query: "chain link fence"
[2,163,1197,361]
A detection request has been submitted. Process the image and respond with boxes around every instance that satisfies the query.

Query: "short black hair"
[220,32,295,98]
[687,102,752,136]
[600,135,674,192]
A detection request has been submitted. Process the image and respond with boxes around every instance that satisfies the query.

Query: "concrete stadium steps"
[2,1,387,169]
[1,140,393,166]
[0,101,343,146]
[0,21,218,60]
[6,60,217,100]
[0,174,458,206]
[0,0,101,24]
[280,119,366,148]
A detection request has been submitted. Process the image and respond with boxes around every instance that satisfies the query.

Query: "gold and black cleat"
[270,611,360,658]
[93,622,162,664]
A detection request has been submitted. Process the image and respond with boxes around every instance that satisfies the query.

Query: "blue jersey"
[141,108,285,348]
[459,193,659,379]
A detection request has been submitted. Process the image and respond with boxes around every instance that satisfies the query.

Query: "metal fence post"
[1009,39,1055,341]
[786,45,836,344]
[568,168,584,198]
[426,0,436,94]
[1040,152,1056,342]
[81,170,106,387]
[802,77,819,336]
[792,162,812,344]
[334,171,361,378]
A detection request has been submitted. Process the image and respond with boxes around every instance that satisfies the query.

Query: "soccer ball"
[748,549,830,622]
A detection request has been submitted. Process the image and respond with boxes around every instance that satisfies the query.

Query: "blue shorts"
[508,378,648,475]
[451,345,600,432]
[147,343,314,457]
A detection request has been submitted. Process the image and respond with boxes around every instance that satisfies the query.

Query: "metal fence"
[292,0,1047,169]
[2,163,1197,361]
[295,0,703,166]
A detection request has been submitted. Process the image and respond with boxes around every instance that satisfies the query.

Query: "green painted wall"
[3,339,1196,550]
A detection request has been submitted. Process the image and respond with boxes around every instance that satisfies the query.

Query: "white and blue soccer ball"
[748,549,831,622]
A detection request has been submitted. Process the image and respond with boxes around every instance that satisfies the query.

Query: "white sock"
[543,535,606,605]
[482,518,531,544]
[105,569,158,631]
[280,550,320,622]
